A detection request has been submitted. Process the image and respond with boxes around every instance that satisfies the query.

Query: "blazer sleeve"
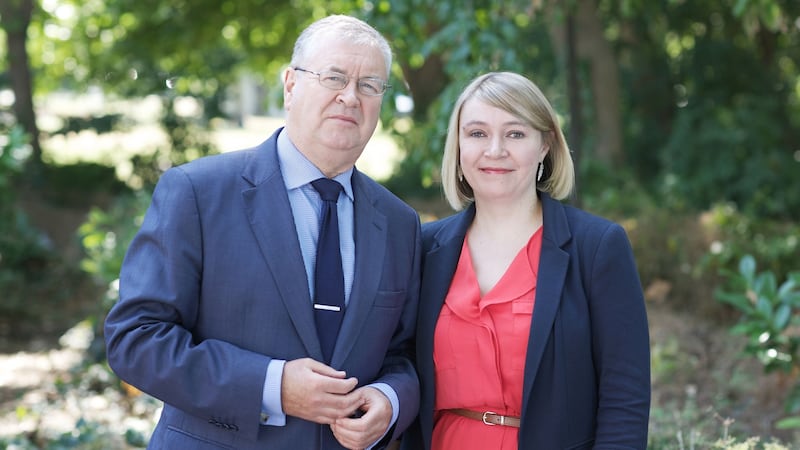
[104,167,268,439]
[588,222,651,448]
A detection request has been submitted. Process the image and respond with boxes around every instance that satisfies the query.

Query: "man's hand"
[281,358,360,424]
[330,386,392,450]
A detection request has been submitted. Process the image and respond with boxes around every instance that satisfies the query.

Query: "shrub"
[716,255,800,426]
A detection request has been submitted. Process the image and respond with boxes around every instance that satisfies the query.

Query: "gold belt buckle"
[482,411,499,426]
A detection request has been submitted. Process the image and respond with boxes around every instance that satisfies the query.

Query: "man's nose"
[336,81,360,107]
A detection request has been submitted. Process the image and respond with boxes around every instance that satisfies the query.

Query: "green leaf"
[739,255,756,282]
[756,295,773,319]
[775,416,800,430]
[715,289,753,312]
[773,304,791,331]
[754,272,777,300]
[732,0,750,17]
[777,277,798,300]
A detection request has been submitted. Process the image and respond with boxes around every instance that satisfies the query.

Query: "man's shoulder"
[179,146,259,174]
[354,172,418,218]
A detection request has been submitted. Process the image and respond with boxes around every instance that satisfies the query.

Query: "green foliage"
[364,0,559,193]
[39,162,129,207]
[699,203,799,283]
[648,386,794,449]
[716,255,800,418]
[615,0,800,219]
[716,255,800,373]
[0,414,148,449]
[0,126,54,314]
[659,92,799,220]
[79,191,151,311]
[127,96,219,190]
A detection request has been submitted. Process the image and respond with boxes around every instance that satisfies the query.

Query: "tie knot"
[311,178,343,202]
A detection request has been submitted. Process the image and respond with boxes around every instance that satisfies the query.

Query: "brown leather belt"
[447,409,521,428]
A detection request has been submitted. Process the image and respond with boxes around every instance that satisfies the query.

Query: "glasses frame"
[292,67,391,97]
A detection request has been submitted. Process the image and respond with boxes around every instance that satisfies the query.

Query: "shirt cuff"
[365,382,398,449]
[261,359,286,426]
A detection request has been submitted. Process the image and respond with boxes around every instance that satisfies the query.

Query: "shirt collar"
[277,128,354,200]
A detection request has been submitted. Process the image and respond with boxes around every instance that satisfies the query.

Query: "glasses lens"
[312,70,387,96]
[357,78,385,96]
[318,72,348,90]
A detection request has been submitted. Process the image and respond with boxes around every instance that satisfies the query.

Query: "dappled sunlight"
[40,93,401,183]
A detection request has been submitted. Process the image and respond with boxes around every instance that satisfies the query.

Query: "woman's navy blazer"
[404,192,650,450]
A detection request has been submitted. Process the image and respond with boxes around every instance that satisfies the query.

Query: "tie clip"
[314,304,341,312]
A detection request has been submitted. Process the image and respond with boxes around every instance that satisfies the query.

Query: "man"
[104,15,421,450]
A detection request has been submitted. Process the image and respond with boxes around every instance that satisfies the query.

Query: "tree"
[364,0,559,192]
[546,0,624,167]
[0,0,42,172]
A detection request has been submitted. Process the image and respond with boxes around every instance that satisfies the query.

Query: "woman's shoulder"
[420,208,472,250]
[558,203,634,257]
[421,208,471,234]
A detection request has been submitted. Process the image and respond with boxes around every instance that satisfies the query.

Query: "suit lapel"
[521,193,571,410]
[241,133,323,360]
[330,171,387,365]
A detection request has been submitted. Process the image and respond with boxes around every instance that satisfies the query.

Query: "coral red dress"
[431,228,542,450]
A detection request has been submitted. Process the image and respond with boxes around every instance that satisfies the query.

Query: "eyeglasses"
[293,67,390,97]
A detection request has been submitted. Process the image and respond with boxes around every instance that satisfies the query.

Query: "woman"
[402,72,650,450]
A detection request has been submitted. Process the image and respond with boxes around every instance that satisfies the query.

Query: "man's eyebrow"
[328,65,384,79]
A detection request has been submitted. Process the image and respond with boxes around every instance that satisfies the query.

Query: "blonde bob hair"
[441,72,575,210]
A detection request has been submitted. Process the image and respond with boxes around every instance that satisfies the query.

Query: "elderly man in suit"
[105,15,420,450]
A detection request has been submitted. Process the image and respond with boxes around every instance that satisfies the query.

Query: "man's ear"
[283,68,296,108]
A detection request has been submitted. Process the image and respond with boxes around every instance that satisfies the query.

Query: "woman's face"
[458,98,548,205]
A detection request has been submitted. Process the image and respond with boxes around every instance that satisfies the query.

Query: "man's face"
[283,36,387,176]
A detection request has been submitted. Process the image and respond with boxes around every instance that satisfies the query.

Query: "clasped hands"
[282,358,392,450]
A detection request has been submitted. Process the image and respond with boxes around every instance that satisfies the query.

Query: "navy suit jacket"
[403,193,650,450]
[105,129,421,449]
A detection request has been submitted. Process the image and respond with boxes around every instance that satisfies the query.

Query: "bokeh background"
[1,0,799,448]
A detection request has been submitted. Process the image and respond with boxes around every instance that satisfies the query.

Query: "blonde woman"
[402,72,650,450]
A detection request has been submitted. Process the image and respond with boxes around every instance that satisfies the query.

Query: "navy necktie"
[311,178,345,363]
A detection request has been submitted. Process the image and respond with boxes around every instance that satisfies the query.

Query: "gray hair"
[291,15,392,77]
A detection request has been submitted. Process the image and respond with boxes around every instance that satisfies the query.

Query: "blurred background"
[0,0,799,448]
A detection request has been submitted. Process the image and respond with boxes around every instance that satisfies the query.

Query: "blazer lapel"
[241,133,323,360]
[418,207,474,354]
[417,206,474,444]
[521,193,571,409]
[330,170,387,365]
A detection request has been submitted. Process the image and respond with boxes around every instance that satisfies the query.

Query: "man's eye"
[359,80,381,94]
[324,73,347,83]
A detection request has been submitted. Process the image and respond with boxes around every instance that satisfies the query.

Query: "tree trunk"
[574,0,622,165]
[545,0,623,167]
[565,13,583,205]
[0,0,42,170]
[401,54,447,123]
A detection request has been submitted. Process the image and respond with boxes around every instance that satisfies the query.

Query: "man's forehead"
[305,38,385,72]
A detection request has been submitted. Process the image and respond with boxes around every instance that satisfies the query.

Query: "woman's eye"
[508,131,525,138]
[468,130,486,137]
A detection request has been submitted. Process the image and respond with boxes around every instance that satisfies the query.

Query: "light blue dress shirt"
[260,130,399,445]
